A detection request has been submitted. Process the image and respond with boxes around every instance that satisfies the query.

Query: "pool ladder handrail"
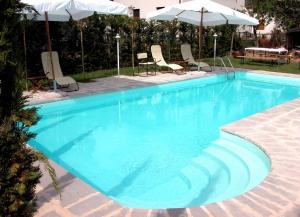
[218,57,235,80]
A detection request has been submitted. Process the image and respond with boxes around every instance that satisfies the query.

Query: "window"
[156,7,165,10]
[133,9,140,19]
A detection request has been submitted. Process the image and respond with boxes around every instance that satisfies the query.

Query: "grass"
[71,66,158,82]
[71,67,134,82]
[70,57,300,83]
[25,57,299,90]
[203,57,300,75]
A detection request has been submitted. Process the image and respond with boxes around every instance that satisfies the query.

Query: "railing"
[225,56,235,79]
[218,57,228,72]
[218,57,235,80]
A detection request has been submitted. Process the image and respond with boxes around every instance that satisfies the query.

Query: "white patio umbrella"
[22,0,128,21]
[22,0,128,90]
[147,0,258,64]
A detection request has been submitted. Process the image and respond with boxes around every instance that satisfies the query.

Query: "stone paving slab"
[26,71,209,105]
[32,70,300,217]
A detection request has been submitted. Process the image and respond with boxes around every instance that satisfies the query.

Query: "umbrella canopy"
[146,0,258,26]
[21,0,128,90]
[22,0,128,21]
[146,0,258,69]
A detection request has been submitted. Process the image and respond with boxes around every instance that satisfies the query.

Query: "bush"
[24,16,241,76]
[240,39,256,49]
[0,1,42,216]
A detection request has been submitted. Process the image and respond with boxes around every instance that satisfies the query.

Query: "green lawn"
[71,67,133,82]
[203,57,300,75]
[71,65,157,82]
[70,57,300,83]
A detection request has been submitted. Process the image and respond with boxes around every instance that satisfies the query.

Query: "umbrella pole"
[230,31,234,57]
[80,27,85,73]
[131,24,135,75]
[45,12,57,91]
[198,7,204,71]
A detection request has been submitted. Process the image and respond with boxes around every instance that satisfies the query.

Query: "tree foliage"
[24,15,240,77]
[0,1,43,216]
[248,0,300,30]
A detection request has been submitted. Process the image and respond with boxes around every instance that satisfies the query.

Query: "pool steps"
[173,134,268,207]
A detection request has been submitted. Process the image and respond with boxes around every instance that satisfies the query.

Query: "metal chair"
[137,52,156,76]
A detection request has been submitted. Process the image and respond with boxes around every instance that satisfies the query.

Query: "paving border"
[33,70,300,217]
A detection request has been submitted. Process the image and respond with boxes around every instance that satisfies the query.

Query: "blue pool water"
[29,72,300,208]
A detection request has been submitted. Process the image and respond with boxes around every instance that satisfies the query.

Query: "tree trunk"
[253,26,259,47]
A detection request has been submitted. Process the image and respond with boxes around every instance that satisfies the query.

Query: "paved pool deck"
[29,70,300,217]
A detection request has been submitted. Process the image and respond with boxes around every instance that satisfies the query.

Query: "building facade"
[113,0,246,18]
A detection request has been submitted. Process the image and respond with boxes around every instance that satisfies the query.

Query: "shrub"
[24,16,241,76]
[0,1,42,216]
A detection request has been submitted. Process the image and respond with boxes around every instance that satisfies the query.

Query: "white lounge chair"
[151,45,184,74]
[181,43,212,71]
[41,51,79,91]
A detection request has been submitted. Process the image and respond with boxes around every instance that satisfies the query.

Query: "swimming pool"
[29,72,300,208]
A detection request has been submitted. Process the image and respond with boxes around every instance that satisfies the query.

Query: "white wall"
[114,0,245,18]
[213,0,245,10]
[114,0,181,18]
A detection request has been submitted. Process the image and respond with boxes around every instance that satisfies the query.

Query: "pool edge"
[33,71,300,217]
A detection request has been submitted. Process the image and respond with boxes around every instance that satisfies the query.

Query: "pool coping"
[33,70,300,217]
[26,70,213,105]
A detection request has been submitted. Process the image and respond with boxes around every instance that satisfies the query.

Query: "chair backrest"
[137,52,148,60]
[151,45,167,66]
[41,51,64,80]
[181,43,196,64]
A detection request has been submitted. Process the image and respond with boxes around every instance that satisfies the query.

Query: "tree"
[270,0,300,29]
[0,1,58,216]
[248,0,300,30]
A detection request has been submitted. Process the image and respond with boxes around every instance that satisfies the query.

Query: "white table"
[245,47,288,54]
